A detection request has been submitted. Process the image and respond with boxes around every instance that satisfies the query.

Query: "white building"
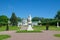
[22,18,28,25]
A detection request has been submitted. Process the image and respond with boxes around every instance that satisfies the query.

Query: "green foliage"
[53,11,60,26]
[32,17,57,26]
[0,35,10,40]
[17,17,22,22]
[55,11,60,19]
[38,23,41,25]
[10,12,18,26]
[32,17,40,21]
[0,15,8,26]
[54,34,60,37]
[54,11,60,26]
[41,18,60,26]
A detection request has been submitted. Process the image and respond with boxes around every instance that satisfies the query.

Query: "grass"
[54,34,60,37]
[0,26,6,31]
[0,25,60,32]
[49,26,60,31]
[0,35,11,40]
[9,26,19,30]
[33,26,46,30]
[0,26,19,31]
[16,30,42,33]
[33,25,60,31]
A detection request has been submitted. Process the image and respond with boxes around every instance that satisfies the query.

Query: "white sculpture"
[57,22,59,28]
[27,15,33,31]
[20,14,33,31]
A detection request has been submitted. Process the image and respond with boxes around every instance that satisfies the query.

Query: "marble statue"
[20,14,33,31]
[27,14,33,31]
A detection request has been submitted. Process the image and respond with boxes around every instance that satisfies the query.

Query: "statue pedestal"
[27,25,33,31]
[20,25,28,30]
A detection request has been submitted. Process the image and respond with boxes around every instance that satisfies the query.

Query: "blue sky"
[0,0,60,18]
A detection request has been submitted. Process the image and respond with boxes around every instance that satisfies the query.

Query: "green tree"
[55,11,60,26]
[0,15,8,26]
[32,17,40,22]
[55,11,60,19]
[17,17,21,22]
[10,12,18,26]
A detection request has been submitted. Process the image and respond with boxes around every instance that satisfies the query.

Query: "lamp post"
[6,20,10,31]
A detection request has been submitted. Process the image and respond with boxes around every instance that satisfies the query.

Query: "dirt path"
[0,30,60,40]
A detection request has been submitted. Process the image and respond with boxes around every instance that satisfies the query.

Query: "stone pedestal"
[20,25,28,30]
[27,25,33,31]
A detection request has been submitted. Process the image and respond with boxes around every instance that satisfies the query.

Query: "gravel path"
[0,30,60,40]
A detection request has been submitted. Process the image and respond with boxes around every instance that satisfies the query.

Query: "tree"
[55,11,60,26]
[0,15,8,26]
[10,12,18,26]
[32,17,40,22]
[17,17,22,22]
[55,11,60,19]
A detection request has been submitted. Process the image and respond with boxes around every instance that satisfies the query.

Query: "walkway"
[0,30,60,40]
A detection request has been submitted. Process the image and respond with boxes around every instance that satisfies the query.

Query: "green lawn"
[54,34,60,37]
[0,25,60,31]
[17,25,60,33]
[33,25,60,31]
[9,26,19,30]
[0,26,19,31]
[0,35,11,40]
[16,30,42,33]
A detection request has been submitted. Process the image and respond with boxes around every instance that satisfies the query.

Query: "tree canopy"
[17,17,22,22]
[32,17,40,22]
[0,15,8,26]
[55,11,60,19]
[10,12,18,26]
